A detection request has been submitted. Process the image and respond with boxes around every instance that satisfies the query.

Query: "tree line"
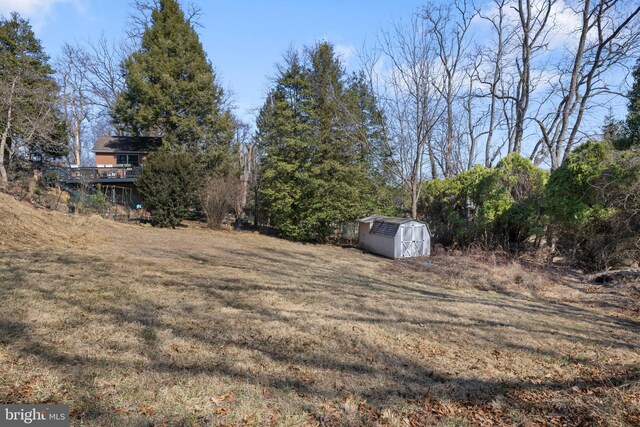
[1,0,639,269]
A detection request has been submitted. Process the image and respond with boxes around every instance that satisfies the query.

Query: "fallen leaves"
[210,391,234,405]
[113,404,154,416]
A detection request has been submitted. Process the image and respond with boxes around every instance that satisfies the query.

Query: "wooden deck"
[50,166,143,184]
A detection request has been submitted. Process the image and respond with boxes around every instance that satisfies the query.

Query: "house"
[93,136,161,182]
[50,136,161,209]
[59,136,160,184]
[356,216,431,259]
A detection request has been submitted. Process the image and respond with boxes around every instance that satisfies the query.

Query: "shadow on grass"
[0,247,638,425]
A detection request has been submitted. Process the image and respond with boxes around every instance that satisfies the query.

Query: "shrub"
[137,150,202,227]
[545,141,640,270]
[420,154,547,251]
[69,188,109,215]
[476,153,548,250]
[200,175,242,228]
[420,165,491,247]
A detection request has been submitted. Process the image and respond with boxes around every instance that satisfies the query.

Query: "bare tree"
[0,77,17,188]
[82,36,130,119]
[127,0,203,40]
[57,44,91,166]
[511,0,556,154]
[234,119,255,219]
[366,12,444,218]
[200,175,242,228]
[534,0,640,169]
[0,83,60,188]
[363,0,639,184]
[424,0,477,177]
[463,64,491,170]
[1,65,60,189]
[55,35,130,165]
[474,0,517,166]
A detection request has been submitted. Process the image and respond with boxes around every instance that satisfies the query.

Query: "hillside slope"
[1,192,639,425]
[0,192,112,250]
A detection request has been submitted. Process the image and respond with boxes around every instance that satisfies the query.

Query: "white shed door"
[401,224,424,257]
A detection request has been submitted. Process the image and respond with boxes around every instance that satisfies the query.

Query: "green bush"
[46,169,58,182]
[420,154,547,251]
[137,150,202,227]
[545,141,640,270]
[420,165,491,247]
[69,189,109,214]
[477,154,548,250]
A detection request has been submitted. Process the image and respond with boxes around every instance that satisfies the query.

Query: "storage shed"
[356,216,431,259]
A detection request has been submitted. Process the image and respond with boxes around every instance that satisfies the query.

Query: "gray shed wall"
[365,233,397,258]
[358,222,371,249]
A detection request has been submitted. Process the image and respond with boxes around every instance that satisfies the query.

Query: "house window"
[115,154,139,166]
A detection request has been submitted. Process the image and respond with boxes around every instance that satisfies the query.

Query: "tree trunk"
[25,169,41,201]
[239,143,253,215]
[466,77,476,171]
[1,79,16,190]
[411,186,419,219]
[483,1,504,167]
[445,80,454,177]
[0,122,10,190]
[0,136,7,190]
[73,121,82,165]
[429,146,438,180]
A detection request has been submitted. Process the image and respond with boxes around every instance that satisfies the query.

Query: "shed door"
[401,224,424,257]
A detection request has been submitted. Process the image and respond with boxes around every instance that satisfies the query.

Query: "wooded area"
[1,0,639,269]
[1,1,640,425]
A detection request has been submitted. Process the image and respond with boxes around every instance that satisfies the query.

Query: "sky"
[0,0,428,123]
[0,0,633,165]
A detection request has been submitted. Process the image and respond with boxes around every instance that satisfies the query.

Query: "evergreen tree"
[343,71,396,208]
[112,0,233,164]
[0,13,64,188]
[257,42,394,241]
[627,58,640,145]
[602,109,622,141]
[136,150,201,227]
[256,50,313,238]
[602,108,628,150]
[304,42,362,239]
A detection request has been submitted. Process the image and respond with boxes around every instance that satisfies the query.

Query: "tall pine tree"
[627,58,640,145]
[343,71,396,210]
[0,13,65,188]
[112,0,233,165]
[256,50,313,238]
[256,42,394,241]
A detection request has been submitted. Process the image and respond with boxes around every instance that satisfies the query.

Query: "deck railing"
[49,166,143,183]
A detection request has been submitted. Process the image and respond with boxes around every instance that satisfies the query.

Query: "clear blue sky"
[1,0,427,123]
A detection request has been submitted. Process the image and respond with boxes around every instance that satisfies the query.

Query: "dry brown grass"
[1,193,639,426]
[0,193,113,250]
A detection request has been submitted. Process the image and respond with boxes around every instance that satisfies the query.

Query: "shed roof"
[356,215,383,224]
[93,136,162,153]
[362,216,427,237]
[370,221,400,236]
[357,215,424,225]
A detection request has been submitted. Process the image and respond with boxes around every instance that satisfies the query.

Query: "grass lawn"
[0,194,639,426]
